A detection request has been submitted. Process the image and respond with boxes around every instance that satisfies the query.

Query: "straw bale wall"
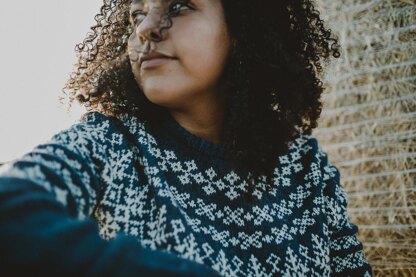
[313,0,415,275]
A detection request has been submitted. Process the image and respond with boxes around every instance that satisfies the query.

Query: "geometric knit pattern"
[0,111,373,276]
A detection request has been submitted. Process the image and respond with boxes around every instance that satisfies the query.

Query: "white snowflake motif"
[225,187,239,200]
[216,209,224,219]
[272,199,294,219]
[199,242,215,262]
[238,231,263,250]
[292,162,303,173]
[188,200,196,208]
[273,167,291,187]
[158,159,168,171]
[290,151,301,161]
[290,226,298,235]
[279,155,290,164]
[195,198,217,221]
[149,147,162,158]
[183,214,202,233]
[306,234,330,276]
[262,234,273,244]
[309,162,321,186]
[252,189,263,200]
[205,226,230,247]
[223,206,245,226]
[185,160,198,171]
[282,166,291,175]
[215,179,227,191]
[237,180,249,192]
[212,250,235,276]
[229,237,240,246]
[332,236,361,251]
[170,161,183,172]
[266,253,282,275]
[95,209,121,240]
[247,254,268,277]
[225,171,240,185]
[206,167,217,179]
[271,224,293,244]
[168,186,190,208]
[170,218,186,237]
[252,205,274,225]
[147,166,159,175]
[289,185,311,208]
[203,184,216,195]
[178,174,191,185]
[110,133,124,146]
[293,210,315,234]
[282,247,310,276]
[176,234,203,263]
[193,172,205,184]
[164,150,176,160]
[244,212,254,222]
[144,205,169,249]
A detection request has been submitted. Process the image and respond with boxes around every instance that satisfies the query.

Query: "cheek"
[179,26,230,83]
[130,62,143,88]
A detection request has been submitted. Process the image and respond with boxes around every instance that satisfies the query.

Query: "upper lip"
[139,51,174,65]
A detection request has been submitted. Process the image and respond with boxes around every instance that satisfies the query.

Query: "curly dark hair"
[64,0,340,201]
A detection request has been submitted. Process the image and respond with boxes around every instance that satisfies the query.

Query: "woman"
[0,0,373,276]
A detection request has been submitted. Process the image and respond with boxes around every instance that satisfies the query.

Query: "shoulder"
[2,111,143,177]
[49,111,145,155]
[51,111,113,146]
[282,133,323,168]
[0,112,119,174]
[279,133,338,187]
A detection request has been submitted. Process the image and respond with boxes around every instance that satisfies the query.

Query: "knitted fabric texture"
[0,112,372,276]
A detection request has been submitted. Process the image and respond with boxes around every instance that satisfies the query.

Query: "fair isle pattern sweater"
[0,111,372,276]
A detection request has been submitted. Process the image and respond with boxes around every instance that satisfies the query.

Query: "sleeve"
[318,147,373,277]
[0,121,219,276]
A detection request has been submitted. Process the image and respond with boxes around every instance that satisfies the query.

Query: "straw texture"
[313,0,415,275]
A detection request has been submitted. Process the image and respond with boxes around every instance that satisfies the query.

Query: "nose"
[136,10,164,43]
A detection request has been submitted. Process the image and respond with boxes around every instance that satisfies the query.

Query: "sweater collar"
[161,112,233,159]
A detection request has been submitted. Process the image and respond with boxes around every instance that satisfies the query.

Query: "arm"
[319,148,373,277]
[0,120,219,276]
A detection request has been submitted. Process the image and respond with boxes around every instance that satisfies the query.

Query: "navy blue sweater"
[0,111,372,276]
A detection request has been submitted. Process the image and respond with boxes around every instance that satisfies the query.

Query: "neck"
[167,91,226,145]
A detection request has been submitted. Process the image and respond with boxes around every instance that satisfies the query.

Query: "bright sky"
[0,1,102,163]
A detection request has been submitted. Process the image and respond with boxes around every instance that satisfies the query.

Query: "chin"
[140,77,197,109]
[142,88,183,108]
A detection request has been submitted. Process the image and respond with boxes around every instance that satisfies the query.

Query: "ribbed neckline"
[161,112,232,159]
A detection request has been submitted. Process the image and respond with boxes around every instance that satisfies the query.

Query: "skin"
[128,0,232,144]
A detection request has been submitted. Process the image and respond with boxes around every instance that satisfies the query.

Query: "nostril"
[149,31,161,42]
[139,29,162,43]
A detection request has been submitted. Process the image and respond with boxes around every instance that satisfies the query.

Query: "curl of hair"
[64,0,341,203]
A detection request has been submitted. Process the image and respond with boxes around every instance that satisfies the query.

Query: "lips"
[139,51,175,68]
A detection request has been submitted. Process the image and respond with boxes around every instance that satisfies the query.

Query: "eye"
[168,1,192,16]
[131,11,147,25]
